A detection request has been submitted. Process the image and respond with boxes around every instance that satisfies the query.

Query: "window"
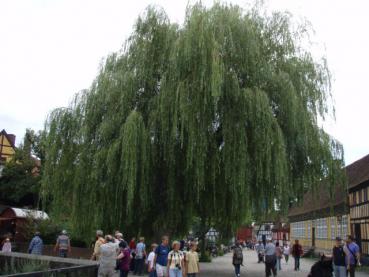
[330,217,336,239]
[307,222,311,239]
[316,218,328,239]
[363,188,368,202]
[341,216,348,238]
[292,221,305,238]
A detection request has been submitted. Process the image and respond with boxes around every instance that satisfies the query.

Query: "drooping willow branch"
[41,3,344,240]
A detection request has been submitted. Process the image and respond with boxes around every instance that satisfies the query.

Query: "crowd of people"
[249,235,361,277]
[1,230,364,277]
[91,231,200,277]
[252,239,302,276]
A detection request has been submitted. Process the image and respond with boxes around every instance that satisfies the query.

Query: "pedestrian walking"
[117,240,131,277]
[232,241,243,277]
[154,236,170,277]
[291,239,303,271]
[98,235,118,277]
[344,235,361,277]
[264,239,277,277]
[134,237,147,275]
[332,237,346,277]
[275,242,282,271]
[1,238,12,252]
[185,242,200,277]
[92,230,106,261]
[255,241,265,263]
[283,243,290,264]
[130,237,137,272]
[147,243,158,277]
[54,230,71,258]
[167,241,184,277]
[28,231,43,255]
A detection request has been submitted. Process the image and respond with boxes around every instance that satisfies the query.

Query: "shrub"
[218,249,224,256]
[199,251,212,263]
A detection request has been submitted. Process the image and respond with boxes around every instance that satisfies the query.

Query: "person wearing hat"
[54,230,71,258]
[332,237,346,277]
[28,231,43,255]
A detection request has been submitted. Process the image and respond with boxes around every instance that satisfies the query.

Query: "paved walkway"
[199,249,367,277]
[111,249,367,277]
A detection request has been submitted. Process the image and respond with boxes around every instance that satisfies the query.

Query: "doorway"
[354,223,362,250]
[312,227,316,247]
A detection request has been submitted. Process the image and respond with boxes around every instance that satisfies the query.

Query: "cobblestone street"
[199,249,367,277]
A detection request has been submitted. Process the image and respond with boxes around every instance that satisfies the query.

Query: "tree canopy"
[42,3,343,239]
[0,129,44,207]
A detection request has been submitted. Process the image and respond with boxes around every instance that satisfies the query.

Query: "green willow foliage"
[42,3,344,238]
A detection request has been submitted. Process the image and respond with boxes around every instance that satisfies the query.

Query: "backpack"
[233,246,243,264]
[308,255,333,277]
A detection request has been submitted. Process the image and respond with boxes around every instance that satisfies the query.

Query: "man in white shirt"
[98,235,117,277]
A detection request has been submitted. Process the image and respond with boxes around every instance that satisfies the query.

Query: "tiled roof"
[346,154,369,189]
[288,154,369,218]
[288,182,347,218]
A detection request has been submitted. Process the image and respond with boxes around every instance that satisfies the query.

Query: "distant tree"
[0,129,43,207]
[42,3,344,240]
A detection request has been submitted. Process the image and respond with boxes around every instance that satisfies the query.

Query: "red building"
[236,226,253,242]
[0,207,49,241]
[272,223,290,244]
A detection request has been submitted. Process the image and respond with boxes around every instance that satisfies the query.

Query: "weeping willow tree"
[42,3,344,240]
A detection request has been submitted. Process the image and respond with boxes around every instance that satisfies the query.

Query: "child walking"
[147,243,158,277]
[185,242,200,277]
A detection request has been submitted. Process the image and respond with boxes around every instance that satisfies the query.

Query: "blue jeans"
[59,249,68,258]
[334,265,347,277]
[234,264,240,276]
[276,257,282,270]
[169,268,182,277]
[149,270,158,277]
[294,256,300,270]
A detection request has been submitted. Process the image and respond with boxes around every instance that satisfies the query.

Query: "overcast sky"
[0,0,368,164]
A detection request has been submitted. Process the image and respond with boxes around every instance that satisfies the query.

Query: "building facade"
[0,207,49,241]
[289,215,349,251]
[289,154,369,255]
[0,129,16,176]
[348,154,369,256]
[289,175,349,252]
[253,223,273,243]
